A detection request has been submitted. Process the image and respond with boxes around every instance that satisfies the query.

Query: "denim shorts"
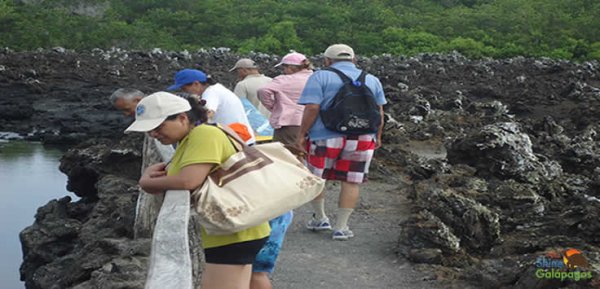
[252,211,294,273]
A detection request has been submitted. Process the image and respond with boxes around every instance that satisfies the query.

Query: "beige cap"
[124,92,191,132]
[323,44,355,60]
[229,58,258,72]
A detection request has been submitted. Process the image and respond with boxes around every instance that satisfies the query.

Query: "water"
[0,141,71,289]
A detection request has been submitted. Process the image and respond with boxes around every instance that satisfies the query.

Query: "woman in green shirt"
[126,91,270,289]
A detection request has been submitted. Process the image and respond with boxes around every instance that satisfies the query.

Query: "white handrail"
[134,136,166,239]
[144,139,193,289]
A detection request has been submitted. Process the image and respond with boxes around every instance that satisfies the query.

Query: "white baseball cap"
[323,44,355,60]
[124,91,191,132]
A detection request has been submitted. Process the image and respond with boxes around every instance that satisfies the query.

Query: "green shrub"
[0,0,597,61]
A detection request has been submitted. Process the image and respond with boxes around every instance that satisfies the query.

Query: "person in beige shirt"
[230,58,272,117]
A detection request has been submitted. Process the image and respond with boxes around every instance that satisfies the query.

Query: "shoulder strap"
[324,67,367,84]
[323,67,352,83]
[211,124,246,152]
[358,71,367,84]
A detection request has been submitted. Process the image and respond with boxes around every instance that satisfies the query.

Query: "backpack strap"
[358,71,367,84]
[324,67,366,85]
[323,67,352,83]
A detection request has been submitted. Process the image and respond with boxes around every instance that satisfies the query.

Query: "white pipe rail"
[134,136,166,239]
[144,139,193,289]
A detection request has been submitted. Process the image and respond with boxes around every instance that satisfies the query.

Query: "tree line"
[0,0,598,60]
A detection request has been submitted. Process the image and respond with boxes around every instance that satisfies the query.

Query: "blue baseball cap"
[167,69,208,91]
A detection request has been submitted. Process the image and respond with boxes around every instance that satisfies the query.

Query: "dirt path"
[271,180,445,289]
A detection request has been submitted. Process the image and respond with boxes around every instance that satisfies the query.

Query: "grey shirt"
[233,74,272,117]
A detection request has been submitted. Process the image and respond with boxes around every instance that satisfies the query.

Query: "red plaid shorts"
[305,134,376,184]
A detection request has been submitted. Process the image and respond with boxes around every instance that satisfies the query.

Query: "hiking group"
[110,44,386,289]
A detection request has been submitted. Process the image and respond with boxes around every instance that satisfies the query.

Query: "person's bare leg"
[201,263,252,289]
[250,272,273,289]
[334,182,359,232]
[310,191,327,220]
[338,181,359,209]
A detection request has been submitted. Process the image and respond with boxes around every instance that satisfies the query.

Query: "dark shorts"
[204,237,269,265]
[252,211,294,273]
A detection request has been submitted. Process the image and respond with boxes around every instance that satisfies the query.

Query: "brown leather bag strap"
[213,124,246,152]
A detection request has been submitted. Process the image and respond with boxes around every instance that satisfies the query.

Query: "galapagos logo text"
[535,248,593,281]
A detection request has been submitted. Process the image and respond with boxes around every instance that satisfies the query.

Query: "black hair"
[199,74,217,85]
[172,92,209,125]
[184,97,208,126]
[164,97,208,126]
[165,114,179,121]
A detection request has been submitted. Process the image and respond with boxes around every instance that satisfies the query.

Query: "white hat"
[229,58,258,72]
[323,44,355,60]
[124,91,191,132]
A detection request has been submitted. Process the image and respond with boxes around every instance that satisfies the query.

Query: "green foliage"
[383,27,442,55]
[0,0,598,61]
[242,20,304,54]
[3,7,80,49]
[589,42,600,61]
[0,0,15,18]
[494,43,526,59]
[441,37,497,58]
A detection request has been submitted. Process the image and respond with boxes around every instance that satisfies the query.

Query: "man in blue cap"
[167,68,255,144]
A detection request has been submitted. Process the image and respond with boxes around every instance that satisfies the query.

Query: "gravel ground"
[271,181,452,289]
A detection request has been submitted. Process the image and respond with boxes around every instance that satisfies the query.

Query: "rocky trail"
[3,48,599,289]
[273,181,448,289]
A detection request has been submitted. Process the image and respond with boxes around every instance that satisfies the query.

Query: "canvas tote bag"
[191,126,325,235]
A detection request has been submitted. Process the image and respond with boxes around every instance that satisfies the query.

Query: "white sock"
[311,199,327,220]
[334,208,354,231]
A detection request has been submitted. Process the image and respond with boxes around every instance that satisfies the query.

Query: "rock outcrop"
[19,134,148,289]
[5,48,598,288]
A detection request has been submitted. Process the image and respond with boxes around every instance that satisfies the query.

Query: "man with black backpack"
[297,44,386,241]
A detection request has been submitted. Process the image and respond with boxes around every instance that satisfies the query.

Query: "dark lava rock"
[400,210,461,255]
[59,134,143,198]
[447,122,563,183]
[20,135,147,289]
[8,49,599,289]
[408,181,501,253]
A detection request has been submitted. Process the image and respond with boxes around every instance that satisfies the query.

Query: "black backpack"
[319,67,381,134]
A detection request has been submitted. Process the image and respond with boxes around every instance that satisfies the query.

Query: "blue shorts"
[252,211,294,273]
